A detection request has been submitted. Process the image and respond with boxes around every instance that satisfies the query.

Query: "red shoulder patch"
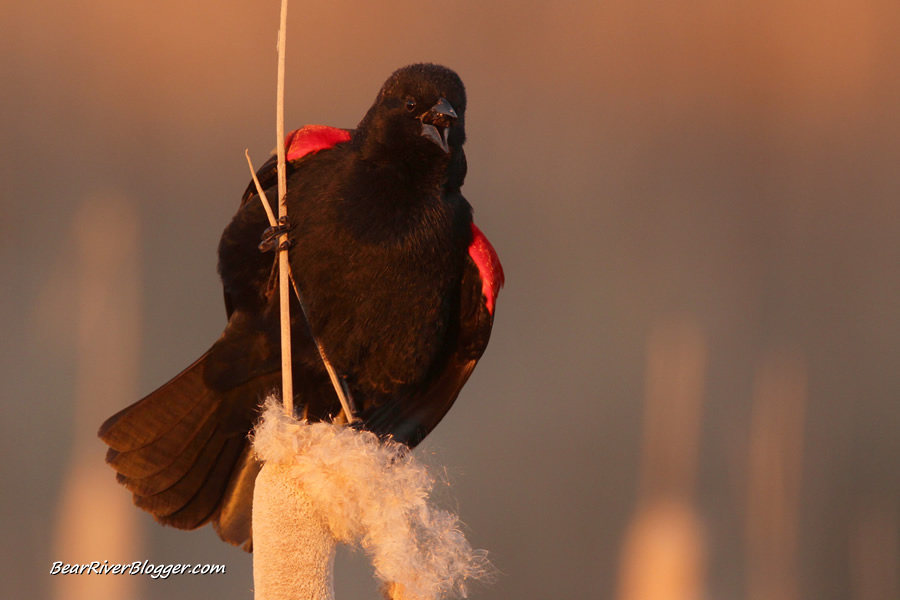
[285,125,351,162]
[468,223,505,315]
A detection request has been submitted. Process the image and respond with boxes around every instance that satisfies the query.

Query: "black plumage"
[98,63,503,550]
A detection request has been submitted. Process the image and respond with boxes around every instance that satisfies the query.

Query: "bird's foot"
[258,216,294,252]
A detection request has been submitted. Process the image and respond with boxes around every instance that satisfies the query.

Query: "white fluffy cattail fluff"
[251,397,491,600]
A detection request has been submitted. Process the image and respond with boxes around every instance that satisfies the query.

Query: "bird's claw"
[259,216,293,252]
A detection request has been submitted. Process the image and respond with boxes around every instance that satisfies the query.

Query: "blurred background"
[2,1,899,599]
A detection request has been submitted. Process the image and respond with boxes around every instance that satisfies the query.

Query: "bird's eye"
[405,96,417,112]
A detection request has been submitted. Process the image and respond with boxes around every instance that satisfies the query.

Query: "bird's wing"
[239,125,352,207]
[360,222,504,447]
[227,125,353,320]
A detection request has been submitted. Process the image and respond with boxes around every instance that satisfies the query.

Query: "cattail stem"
[274,0,293,417]
[244,151,277,228]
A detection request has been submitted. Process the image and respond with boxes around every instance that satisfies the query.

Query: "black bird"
[98,63,504,550]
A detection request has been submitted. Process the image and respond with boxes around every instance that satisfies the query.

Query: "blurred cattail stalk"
[53,194,143,600]
[617,318,707,600]
[745,351,807,600]
[849,502,898,600]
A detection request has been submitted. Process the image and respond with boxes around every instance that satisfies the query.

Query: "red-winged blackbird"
[98,63,504,550]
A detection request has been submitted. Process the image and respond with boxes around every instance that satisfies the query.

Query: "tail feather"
[98,349,265,546]
[155,435,247,529]
[126,430,228,519]
[115,418,226,499]
[105,395,220,479]
[212,445,259,551]
[99,353,211,451]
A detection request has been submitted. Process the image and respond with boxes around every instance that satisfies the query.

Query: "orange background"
[2,2,899,599]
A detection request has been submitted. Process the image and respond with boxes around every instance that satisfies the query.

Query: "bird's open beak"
[419,97,457,153]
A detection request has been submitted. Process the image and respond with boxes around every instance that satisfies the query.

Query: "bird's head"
[357,64,467,169]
